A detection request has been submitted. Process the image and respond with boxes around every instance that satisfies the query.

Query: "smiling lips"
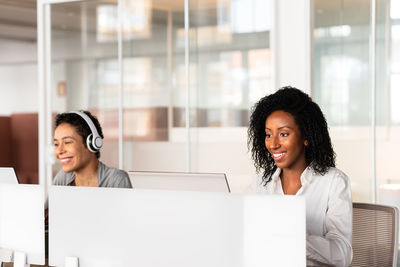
[59,157,73,165]
[272,152,286,161]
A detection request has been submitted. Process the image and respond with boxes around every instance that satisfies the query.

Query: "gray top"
[53,161,132,188]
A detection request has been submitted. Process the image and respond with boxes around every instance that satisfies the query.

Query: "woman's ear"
[304,140,309,146]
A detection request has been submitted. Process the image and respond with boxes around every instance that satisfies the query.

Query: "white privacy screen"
[128,171,230,192]
[49,187,305,267]
[0,167,18,184]
[0,184,45,264]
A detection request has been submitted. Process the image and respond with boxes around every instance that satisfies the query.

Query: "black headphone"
[70,111,103,153]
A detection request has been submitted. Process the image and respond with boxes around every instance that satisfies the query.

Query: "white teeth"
[60,158,71,163]
[273,153,285,157]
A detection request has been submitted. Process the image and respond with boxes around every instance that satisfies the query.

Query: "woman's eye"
[54,143,59,147]
[65,141,72,145]
[280,133,289,137]
[265,133,272,138]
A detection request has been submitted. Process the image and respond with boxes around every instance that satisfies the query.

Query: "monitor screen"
[0,167,19,184]
[128,171,230,193]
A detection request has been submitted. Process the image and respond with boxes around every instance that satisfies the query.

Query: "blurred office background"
[0,0,399,204]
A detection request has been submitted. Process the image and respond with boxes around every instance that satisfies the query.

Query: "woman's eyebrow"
[53,136,74,142]
[265,126,293,130]
[278,126,292,130]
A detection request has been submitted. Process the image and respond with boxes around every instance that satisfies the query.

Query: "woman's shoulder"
[107,165,129,178]
[98,161,132,188]
[99,161,127,175]
[324,167,349,182]
[316,167,351,192]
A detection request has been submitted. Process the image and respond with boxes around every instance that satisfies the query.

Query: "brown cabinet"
[0,113,38,184]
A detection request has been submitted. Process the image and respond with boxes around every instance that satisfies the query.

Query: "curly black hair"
[247,86,335,186]
[55,110,104,159]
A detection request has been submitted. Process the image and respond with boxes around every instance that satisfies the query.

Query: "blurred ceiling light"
[314,25,351,38]
[329,25,351,37]
[230,0,272,33]
[122,0,152,39]
[97,5,117,42]
[97,0,151,43]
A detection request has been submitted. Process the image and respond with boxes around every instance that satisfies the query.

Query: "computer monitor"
[0,167,19,184]
[128,171,230,193]
[49,187,305,267]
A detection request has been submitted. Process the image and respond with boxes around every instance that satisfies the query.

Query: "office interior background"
[0,0,400,205]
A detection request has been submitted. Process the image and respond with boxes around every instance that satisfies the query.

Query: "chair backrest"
[350,202,399,267]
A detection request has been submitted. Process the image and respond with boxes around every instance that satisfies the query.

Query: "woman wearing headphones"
[52,110,132,188]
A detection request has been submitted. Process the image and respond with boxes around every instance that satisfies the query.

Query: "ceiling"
[0,0,184,43]
[0,0,37,42]
[0,0,383,43]
[0,0,36,9]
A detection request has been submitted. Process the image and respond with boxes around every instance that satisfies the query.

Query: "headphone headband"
[70,111,103,152]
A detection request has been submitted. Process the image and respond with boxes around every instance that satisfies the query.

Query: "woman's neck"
[74,160,99,187]
[280,164,307,195]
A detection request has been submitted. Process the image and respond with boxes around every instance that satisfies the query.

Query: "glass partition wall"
[38,0,400,203]
[375,0,400,208]
[38,0,273,192]
[48,1,121,178]
[313,0,373,202]
[313,0,400,203]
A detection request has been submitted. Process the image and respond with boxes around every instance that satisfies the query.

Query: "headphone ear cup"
[93,136,103,150]
[86,134,97,153]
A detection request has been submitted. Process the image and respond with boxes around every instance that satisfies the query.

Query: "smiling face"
[265,110,307,171]
[53,123,96,173]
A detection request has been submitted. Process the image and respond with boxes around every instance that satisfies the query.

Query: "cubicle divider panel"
[49,187,305,267]
[0,184,45,265]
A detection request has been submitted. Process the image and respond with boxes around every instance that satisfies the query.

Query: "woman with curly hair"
[248,86,352,266]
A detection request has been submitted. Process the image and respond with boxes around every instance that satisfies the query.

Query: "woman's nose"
[270,136,280,149]
[55,143,64,154]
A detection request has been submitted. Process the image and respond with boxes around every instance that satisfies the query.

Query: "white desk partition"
[128,171,230,193]
[49,186,306,267]
[0,184,45,265]
[0,167,18,184]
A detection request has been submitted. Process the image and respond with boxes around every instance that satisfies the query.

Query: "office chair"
[350,203,399,267]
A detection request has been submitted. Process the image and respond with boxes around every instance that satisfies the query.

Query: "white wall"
[0,40,36,63]
[0,64,38,115]
[0,40,38,115]
[98,128,256,193]
[120,141,255,193]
